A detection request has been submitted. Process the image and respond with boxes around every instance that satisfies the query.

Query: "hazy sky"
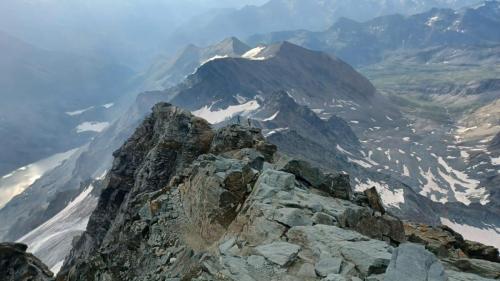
[0,0,269,68]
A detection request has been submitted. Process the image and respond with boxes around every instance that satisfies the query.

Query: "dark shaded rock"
[462,241,499,263]
[340,208,406,244]
[210,124,276,161]
[58,103,214,280]
[279,159,352,200]
[404,222,499,262]
[364,187,385,214]
[0,243,54,281]
[450,258,500,279]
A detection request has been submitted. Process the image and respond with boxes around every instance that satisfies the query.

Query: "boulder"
[279,159,352,200]
[0,243,54,281]
[274,207,313,227]
[287,225,393,277]
[462,241,499,263]
[340,207,406,244]
[210,125,276,161]
[363,187,385,214]
[450,258,500,279]
[404,222,498,262]
[180,154,257,241]
[315,257,343,277]
[384,243,447,281]
[447,270,497,281]
[255,242,301,266]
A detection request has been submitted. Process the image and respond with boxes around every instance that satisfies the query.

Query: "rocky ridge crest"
[10,102,492,281]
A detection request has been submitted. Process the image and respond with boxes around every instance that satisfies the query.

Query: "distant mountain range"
[168,0,482,49]
[248,0,500,65]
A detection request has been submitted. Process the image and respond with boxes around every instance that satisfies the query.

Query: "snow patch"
[242,46,267,60]
[348,158,372,168]
[426,16,440,27]
[262,111,279,122]
[419,167,448,203]
[491,156,500,166]
[336,145,354,156]
[65,106,94,116]
[201,55,229,65]
[437,157,488,205]
[76,122,110,133]
[193,100,260,124]
[265,127,289,137]
[102,103,114,109]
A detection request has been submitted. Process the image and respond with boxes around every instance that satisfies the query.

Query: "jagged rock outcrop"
[405,222,499,262]
[51,103,497,281]
[0,243,54,281]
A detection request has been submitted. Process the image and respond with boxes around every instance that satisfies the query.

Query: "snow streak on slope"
[242,46,267,60]
[441,218,500,250]
[193,100,260,124]
[18,184,98,273]
[437,157,488,205]
[0,148,78,208]
[76,121,110,133]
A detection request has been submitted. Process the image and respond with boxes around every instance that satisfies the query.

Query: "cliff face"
[0,243,54,281]
[53,103,497,281]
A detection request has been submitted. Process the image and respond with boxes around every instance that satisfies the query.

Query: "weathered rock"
[312,212,337,226]
[462,241,499,263]
[210,125,276,161]
[315,257,343,277]
[447,270,497,281]
[274,207,313,227]
[340,207,406,244]
[384,243,447,281]
[449,258,500,279]
[287,225,393,277]
[405,222,499,262]
[180,154,257,241]
[364,187,385,214]
[279,159,352,200]
[321,274,348,281]
[0,243,54,281]
[255,242,301,266]
[297,263,317,278]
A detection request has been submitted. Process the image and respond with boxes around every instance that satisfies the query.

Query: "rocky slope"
[52,103,498,281]
[0,243,54,281]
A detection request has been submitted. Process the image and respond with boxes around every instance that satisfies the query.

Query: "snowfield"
[18,184,98,273]
[76,121,110,133]
[193,100,260,124]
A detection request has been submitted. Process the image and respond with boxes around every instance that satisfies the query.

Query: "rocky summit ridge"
[2,103,497,281]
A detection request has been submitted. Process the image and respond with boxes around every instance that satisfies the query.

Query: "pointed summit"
[215,37,251,55]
